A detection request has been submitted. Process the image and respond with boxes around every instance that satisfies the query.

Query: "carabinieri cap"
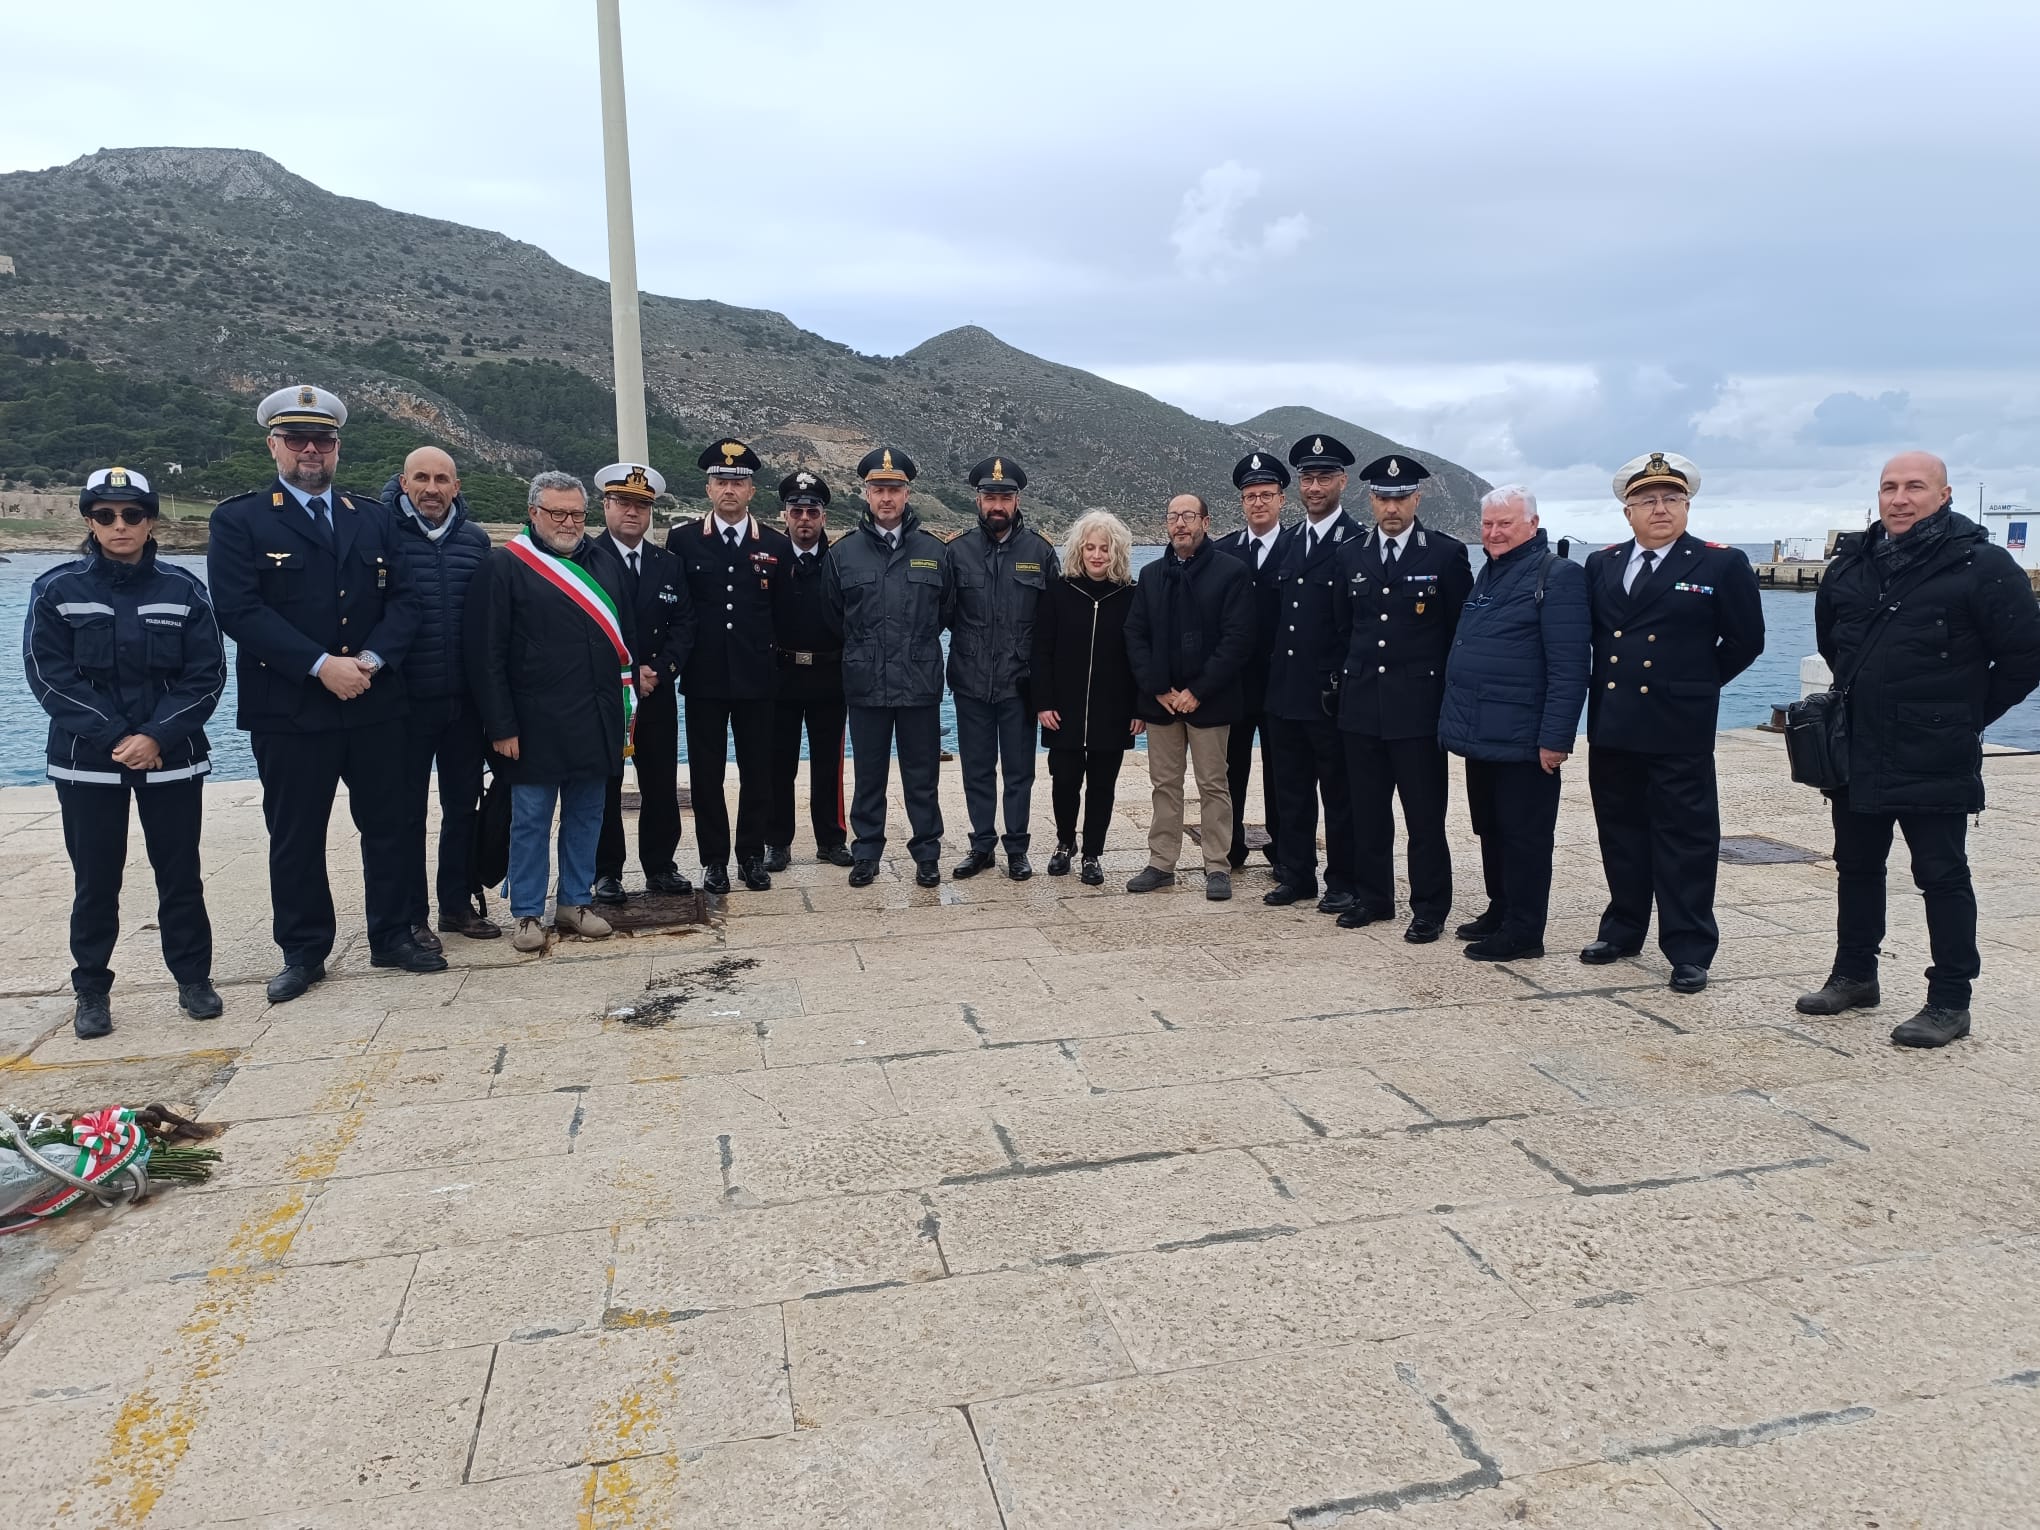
[595,462,667,501]
[857,445,918,484]
[699,439,761,480]
[1288,433,1356,472]
[257,384,347,434]
[778,470,831,507]
[1231,451,1291,490]
[968,456,1027,493]
[1357,454,1431,499]
[1614,451,1701,500]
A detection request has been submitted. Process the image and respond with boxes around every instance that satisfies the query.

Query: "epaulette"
[1603,541,1624,550]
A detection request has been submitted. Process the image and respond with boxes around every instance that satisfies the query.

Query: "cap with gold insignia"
[697,439,762,480]
[967,455,1027,494]
[1358,454,1431,499]
[856,445,919,485]
[595,462,667,502]
[1287,433,1356,472]
[79,465,160,516]
[1614,451,1701,501]
[778,470,831,507]
[257,384,347,435]
[1231,451,1291,490]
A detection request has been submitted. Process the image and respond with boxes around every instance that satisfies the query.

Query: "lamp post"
[595,0,649,462]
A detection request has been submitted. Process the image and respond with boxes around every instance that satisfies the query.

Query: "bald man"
[1798,450,2040,1047]
[384,447,501,941]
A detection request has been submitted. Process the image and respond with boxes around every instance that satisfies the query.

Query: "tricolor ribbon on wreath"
[506,531,637,758]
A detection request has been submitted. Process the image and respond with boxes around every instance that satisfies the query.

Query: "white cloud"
[1169,162,1311,282]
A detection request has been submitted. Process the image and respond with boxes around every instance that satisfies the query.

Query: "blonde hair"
[1061,510,1134,584]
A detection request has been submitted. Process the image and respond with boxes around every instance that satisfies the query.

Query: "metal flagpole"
[595,0,649,462]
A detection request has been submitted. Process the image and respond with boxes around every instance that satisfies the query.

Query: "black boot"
[178,981,224,1020]
[73,992,113,1040]
[1890,1005,1971,1048]
[1796,974,1880,1016]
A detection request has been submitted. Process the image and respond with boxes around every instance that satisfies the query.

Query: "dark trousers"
[1342,731,1452,921]
[57,778,212,995]
[1830,800,1979,1008]
[1464,756,1562,944]
[847,703,944,865]
[1268,715,1357,895]
[1589,745,1721,967]
[400,697,486,925]
[684,695,773,869]
[599,681,683,879]
[251,720,410,963]
[1225,710,1281,866]
[1048,746,1125,857]
[770,695,848,852]
[954,693,1037,856]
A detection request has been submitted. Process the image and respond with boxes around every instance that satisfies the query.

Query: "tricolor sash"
[506,531,636,757]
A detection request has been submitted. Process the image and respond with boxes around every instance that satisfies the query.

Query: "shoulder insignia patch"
[272,492,285,506]
[1705,540,1730,549]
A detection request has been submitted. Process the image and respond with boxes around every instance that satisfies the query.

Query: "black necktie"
[1253,538,1266,569]
[307,496,333,549]
[1631,549,1657,592]
[1383,540,1399,574]
[725,527,740,549]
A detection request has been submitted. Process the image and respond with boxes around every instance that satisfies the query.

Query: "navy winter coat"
[381,476,493,706]
[1439,530,1591,762]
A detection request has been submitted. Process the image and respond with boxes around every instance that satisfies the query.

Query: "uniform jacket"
[1439,530,1591,762]
[1213,523,1294,715]
[1332,521,1473,740]
[664,514,790,701]
[823,510,954,709]
[773,534,844,703]
[945,513,1058,703]
[585,533,695,695]
[1124,537,1255,728]
[463,530,637,784]
[1815,508,2040,814]
[1585,532,1765,754]
[381,477,493,707]
[207,478,416,732]
[24,541,225,784]
[1031,573,1138,752]
[1265,510,1363,722]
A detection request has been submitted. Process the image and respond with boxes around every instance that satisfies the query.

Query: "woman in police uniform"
[23,468,227,1038]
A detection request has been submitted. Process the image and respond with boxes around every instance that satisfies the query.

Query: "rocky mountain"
[0,146,1489,536]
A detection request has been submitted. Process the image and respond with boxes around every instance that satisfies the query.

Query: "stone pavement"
[1,730,2037,1528]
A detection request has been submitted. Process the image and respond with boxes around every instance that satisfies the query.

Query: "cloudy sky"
[7,0,2037,540]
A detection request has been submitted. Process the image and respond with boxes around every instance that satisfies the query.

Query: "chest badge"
[265,551,290,564]
[1415,602,1425,614]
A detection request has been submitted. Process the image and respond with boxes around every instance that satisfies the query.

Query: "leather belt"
[777,647,840,667]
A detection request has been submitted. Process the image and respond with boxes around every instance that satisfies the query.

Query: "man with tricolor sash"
[465,471,635,953]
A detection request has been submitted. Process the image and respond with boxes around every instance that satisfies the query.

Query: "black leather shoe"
[1262,882,1315,907]
[591,875,629,905]
[645,869,695,896]
[266,962,327,1004]
[1891,1005,1971,1048]
[410,923,445,955]
[763,845,790,873]
[73,992,112,1039]
[1047,844,1074,877]
[1080,856,1104,886]
[1465,935,1544,962]
[818,844,854,868]
[1796,975,1880,1016]
[371,940,449,974]
[1316,891,1357,915]
[739,859,772,891]
[1335,905,1390,929]
[1579,940,1641,965]
[953,849,996,879]
[1454,910,1502,941]
[1669,963,1710,994]
[702,864,732,895]
[1404,918,1445,945]
[915,861,942,888]
[439,907,502,939]
[847,858,879,887]
[1008,854,1033,881]
[178,981,224,1020]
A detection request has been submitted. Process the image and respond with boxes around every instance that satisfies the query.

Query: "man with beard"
[589,462,696,904]
[1331,454,1473,942]
[947,455,1057,880]
[207,385,441,1002]
[1263,433,1362,912]
[823,446,954,888]
[1213,451,1293,874]
[766,470,851,869]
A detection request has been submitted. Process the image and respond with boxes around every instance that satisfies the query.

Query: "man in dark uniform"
[1263,433,1362,912]
[1213,451,1293,873]
[1331,455,1474,941]
[664,439,789,894]
[206,385,443,1001]
[590,462,696,904]
[1581,452,1765,993]
[767,470,851,869]
[948,454,1057,881]
[823,446,953,889]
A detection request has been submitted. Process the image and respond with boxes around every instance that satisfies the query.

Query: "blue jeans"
[509,777,606,919]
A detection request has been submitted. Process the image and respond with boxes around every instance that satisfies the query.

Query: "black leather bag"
[1784,595,1902,791]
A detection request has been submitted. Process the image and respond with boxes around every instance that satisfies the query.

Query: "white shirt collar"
[1247,524,1281,553]
[1379,524,1413,556]
[1628,538,1671,573]
[713,514,752,542]
[610,530,646,562]
[277,478,324,513]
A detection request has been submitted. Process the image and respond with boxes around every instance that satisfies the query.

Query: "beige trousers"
[1145,720,1234,873]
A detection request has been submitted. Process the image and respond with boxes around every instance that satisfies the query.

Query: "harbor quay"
[1,733,2037,1529]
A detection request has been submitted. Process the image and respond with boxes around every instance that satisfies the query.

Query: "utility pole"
[595,0,648,462]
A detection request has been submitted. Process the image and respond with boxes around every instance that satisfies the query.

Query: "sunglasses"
[85,506,155,526]
[272,432,339,453]
[782,504,824,516]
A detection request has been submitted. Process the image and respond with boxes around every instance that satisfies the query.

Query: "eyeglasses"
[532,506,585,525]
[85,506,154,526]
[272,432,339,453]
[1627,493,1689,510]
[783,504,824,517]
[1241,490,1283,506]
[1298,470,1343,483]
[1164,511,1206,524]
